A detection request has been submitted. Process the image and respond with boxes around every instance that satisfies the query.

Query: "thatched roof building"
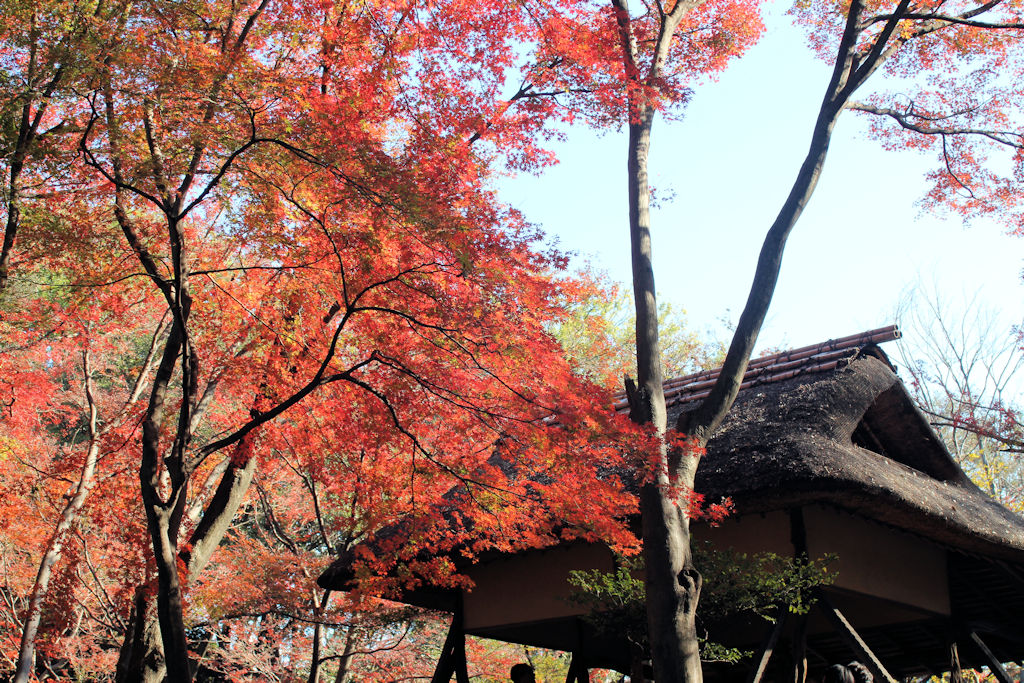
[321,327,1024,681]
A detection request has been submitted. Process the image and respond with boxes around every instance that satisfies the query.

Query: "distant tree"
[552,276,724,390]
[895,283,1024,511]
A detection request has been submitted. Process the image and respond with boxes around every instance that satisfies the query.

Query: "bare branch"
[849,102,1024,148]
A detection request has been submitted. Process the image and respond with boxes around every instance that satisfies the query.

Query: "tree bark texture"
[612,0,709,675]
[624,106,705,682]
[332,626,357,683]
[115,588,167,683]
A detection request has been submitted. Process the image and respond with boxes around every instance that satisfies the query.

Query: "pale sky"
[501,2,1024,355]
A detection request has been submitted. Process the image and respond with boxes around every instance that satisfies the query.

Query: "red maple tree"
[0,1,645,680]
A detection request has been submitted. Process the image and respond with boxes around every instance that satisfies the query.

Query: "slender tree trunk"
[623,104,705,681]
[0,15,34,299]
[13,321,165,683]
[14,339,160,683]
[0,158,24,297]
[307,591,332,683]
[333,627,357,683]
[12,355,101,683]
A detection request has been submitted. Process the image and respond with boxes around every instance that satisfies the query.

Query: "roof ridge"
[613,325,901,412]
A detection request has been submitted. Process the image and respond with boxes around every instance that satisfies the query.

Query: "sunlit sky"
[501,2,1024,355]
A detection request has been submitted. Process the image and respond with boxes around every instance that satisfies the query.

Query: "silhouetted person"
[847,661,873,683]
[511,663,536,683]
[822,662,872,683]
[822,664,855,683]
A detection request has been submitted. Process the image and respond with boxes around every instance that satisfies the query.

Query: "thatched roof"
[323,326,1024,584]
[686,339,1024,563]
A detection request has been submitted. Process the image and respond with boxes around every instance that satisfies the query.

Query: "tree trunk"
[1,157,23,297]
[12,361,100,682]
[13,348,153,683]
[307,591,332,683]
[137,313,194,682]
[620,0,906,678]
[150,512,192,682]
[622,103,705,681]
[115,588,167,683]
[333,627,357,683]
[0,12,68,298]
[115,444,260,682]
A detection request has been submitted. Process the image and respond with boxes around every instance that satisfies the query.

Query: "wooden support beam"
[789,507,808,558]
[969,632,1013,683]
[816,593,898,683]
[788,508,809,683]
[565,652,588,683]
[453,632,469,683]
[431,610,470,683]
[430,617,457,683]
[791,611,809,683]
[746,609,788,683]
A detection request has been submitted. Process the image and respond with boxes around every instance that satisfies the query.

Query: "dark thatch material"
[689,351,1024,563]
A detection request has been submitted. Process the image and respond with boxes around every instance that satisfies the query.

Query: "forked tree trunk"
[114,447,260,682]
[623,107,705,681]
[620,0,909,679]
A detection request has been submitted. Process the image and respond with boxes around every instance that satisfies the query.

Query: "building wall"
[699,505,950,616]
[462,542,616,631]
[462,504,949,633]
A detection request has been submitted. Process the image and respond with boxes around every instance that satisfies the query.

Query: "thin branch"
[848,102,1024,148]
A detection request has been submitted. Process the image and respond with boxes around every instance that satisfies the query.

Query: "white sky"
[501,2,1024,354]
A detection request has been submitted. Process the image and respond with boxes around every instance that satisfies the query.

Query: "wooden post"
[969,631,1013,683]
[453,628,469,683]
[746,608,788,683]
[789,508,809,683]
[790,612,809,683]
[430,617,457,683]
[816,593,897,683]
[430,607,470,683]
[950,642,967,683]
[565,651,588,683]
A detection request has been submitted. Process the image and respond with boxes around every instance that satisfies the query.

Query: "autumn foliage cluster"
[0,0,659,678]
